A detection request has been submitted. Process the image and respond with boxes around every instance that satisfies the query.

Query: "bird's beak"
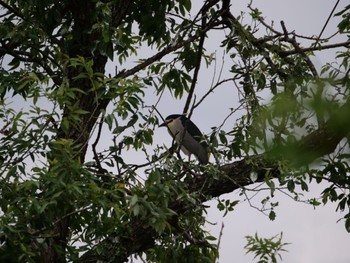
[159,122,167,127]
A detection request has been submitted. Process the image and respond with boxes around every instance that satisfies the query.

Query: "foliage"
[0,0,349,262]
[245,232,289,263]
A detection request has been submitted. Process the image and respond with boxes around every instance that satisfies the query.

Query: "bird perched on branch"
[160,114,209,164]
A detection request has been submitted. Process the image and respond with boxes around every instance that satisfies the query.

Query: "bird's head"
[159,114,184,128]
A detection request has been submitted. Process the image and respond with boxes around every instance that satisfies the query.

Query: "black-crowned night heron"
[160,114,209,164]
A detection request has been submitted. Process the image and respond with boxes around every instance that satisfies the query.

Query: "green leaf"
[287,180,295,192]
[345,217,350,233]
[269,210,276,221]
[206,236,217,241]
[130,195,138,206]
[105,114,115,130]
[219,131,228,145]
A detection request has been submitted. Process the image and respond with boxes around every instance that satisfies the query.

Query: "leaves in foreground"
[244,232,289,263]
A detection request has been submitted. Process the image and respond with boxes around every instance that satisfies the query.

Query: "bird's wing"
[182,118,208,148]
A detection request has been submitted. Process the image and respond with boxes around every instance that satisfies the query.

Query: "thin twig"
[317,0,341,42]
[216,222,224,258]
[193,77,237,110]
[184,4,207,118]
[92,114,105,174]
[280,40,350,56]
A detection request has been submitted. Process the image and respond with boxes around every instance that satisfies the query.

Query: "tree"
[0,0,349,262]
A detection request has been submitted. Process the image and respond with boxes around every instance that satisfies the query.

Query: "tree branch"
[279,40,350,56]
[111,0,133,29]
[280,21,318,78]
[0,43,62,86]
[183,0,219,117]
[113,10,223,82]
[0,0,24,20]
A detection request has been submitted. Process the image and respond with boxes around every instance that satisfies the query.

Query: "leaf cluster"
[245,232,289,263]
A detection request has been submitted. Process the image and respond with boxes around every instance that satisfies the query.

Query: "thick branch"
[111,1,133,28]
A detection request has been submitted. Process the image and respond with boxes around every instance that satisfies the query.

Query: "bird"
[160,114,209,164]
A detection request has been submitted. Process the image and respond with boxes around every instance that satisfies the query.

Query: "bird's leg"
[169,131,181,159]
[172,130,186,162]
[176,150,182,161]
